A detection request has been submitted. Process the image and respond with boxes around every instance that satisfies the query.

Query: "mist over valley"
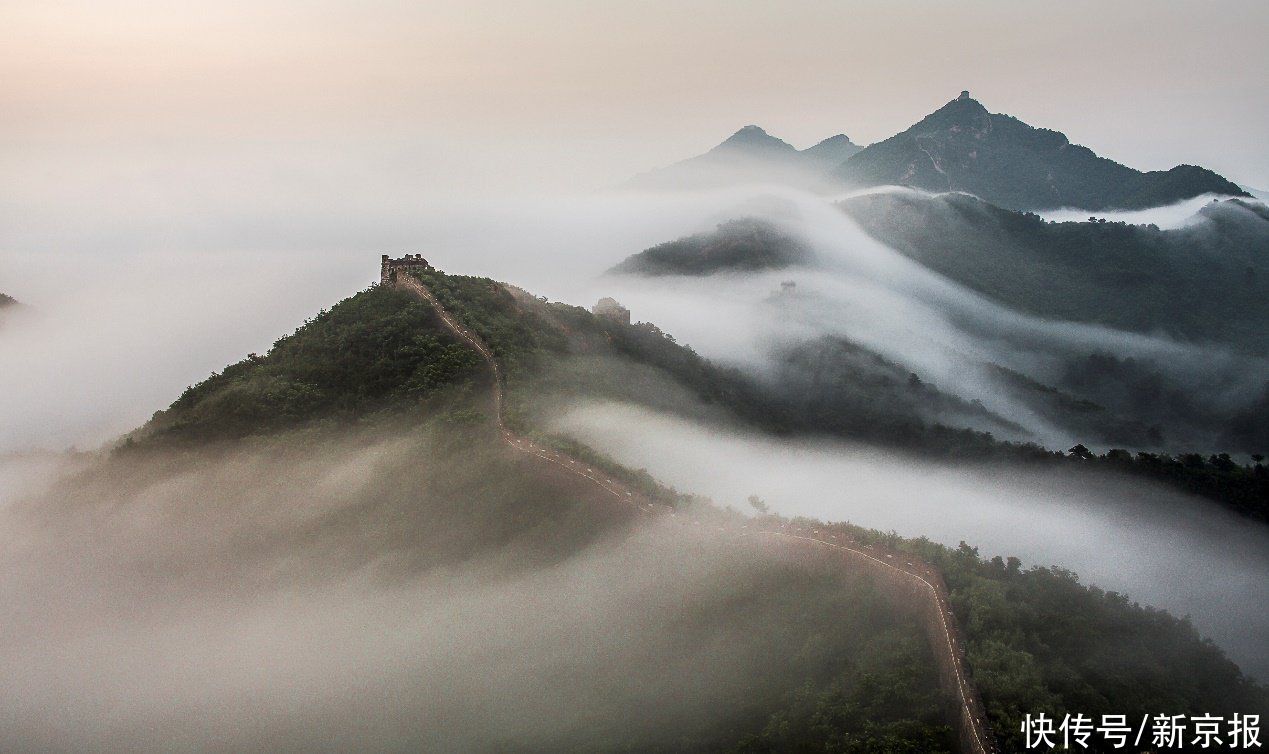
[3,3,1268,749]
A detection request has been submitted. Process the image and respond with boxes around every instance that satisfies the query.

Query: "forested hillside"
[841,191,1269,353]
[140,268,1269,519]
[780,519,1269,752]
[138,288,483,443]
[119,266,1269,748]
[610,218,811,276]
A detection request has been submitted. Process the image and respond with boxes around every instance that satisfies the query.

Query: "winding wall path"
[394,272,997,754]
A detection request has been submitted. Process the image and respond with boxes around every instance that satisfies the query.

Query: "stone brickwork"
[381,254,432,284]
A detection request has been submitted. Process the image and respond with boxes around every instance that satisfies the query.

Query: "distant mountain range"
[626,125,859,190]
[631,91,1249,211]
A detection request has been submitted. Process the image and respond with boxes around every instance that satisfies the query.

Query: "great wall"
[385,256,998,754]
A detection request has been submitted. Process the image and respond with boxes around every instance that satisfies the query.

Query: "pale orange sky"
[3,0,1267,203]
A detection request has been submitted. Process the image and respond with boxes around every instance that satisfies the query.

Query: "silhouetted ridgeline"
[626,125,860,191]
[629,92,1247,211]
[832,93,1247,211]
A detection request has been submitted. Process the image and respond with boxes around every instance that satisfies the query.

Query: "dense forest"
[137,288,483,443]
[840,191,1269,353]
[608,194,1269,456]
[800,520,1269,752]
[609,218,812,276]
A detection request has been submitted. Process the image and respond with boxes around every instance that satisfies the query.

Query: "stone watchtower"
[592,297,631,325]
[380,254,432,285]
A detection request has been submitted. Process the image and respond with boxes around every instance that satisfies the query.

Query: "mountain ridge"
[626,125,860,190]
[628,92,1248,210]
[835,92,1248,210]
[110,261,1267,752]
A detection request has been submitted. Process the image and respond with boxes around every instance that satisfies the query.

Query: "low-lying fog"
[552,400,1269,681]
[6,184,1261,453]
[1036,193,1230,229]
[5,182,1265,684]
[0,429,852,750]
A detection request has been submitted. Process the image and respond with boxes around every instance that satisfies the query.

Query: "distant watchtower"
[381,254,432,284]
[592,297,631,325]
[958,90,971,100]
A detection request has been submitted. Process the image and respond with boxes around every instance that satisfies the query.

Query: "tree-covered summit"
[137,285,483,443]
[608,218,812,276]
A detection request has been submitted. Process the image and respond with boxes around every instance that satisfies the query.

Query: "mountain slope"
[116,273,970,751]
[627,126,858,190]
[606,220,1269,508]
[610,218,813,276]
[799,133,862,167]
[98,263,1268,749]
[137,287,484,443]
[839,191,1269,354]
[835,92,1248,210]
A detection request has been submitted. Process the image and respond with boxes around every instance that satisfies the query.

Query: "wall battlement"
[380,254,432,284]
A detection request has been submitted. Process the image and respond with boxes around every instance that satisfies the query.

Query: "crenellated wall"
[381,254,432,284]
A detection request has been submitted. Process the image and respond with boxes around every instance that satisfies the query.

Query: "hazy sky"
[3,0,1267,210]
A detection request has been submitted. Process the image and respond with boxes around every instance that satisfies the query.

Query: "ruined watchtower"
[380,254,432,285]
[592,297,631,325]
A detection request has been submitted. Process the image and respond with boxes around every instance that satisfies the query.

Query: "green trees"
[139,286,481,442]
[609,218,812,277]
[832,523,1269,753]
[1082,448,1269,521]
[840,192,1269,353]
